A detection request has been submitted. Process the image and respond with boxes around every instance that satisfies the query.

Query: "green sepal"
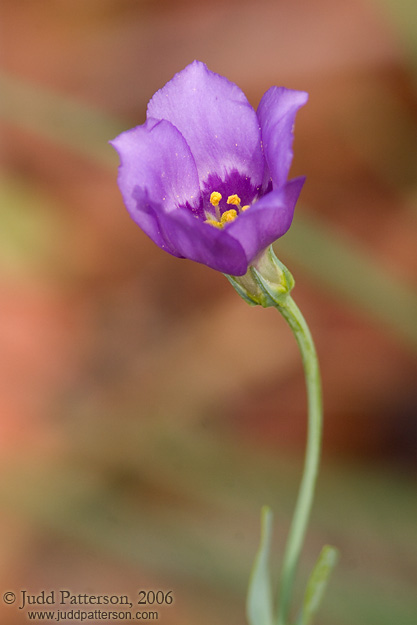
[226,246,295,308]
[246,506,275,625]
[224,273,259,306]
[296,545,339,625]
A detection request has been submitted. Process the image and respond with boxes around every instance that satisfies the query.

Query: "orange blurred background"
[0,1,416,624]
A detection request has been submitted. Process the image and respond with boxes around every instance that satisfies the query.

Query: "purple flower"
[111,61,308,276]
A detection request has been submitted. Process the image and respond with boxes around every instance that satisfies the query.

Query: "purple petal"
[110,118,201,252]
[227,177,305,266]
[156,206,248,275]
[147,60,264,188]
[130,187,181,257]
[257,88,308,189]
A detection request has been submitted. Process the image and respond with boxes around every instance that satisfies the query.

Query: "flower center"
[204,191,249,229]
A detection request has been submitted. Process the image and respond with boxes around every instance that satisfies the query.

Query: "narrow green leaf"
[297,545,339,625]
[376,0,417,80]
[0,72,124,167]
[277,213,417,351]
[246,506,275,625]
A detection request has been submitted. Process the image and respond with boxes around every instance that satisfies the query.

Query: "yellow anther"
[241,205,250,211]
[226,194,241,206]
[210,191,222,206]
[220,209,238,225]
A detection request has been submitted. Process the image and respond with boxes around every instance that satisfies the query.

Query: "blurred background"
[0,1,416,624]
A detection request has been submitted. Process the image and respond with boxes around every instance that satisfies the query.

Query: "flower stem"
[274,295,322,625]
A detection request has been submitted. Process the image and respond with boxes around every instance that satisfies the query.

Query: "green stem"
[275,295,323,625]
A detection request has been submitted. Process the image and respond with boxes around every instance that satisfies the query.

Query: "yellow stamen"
[226,194,241,206]
[204,218,223,229]
[220,209,238,225]
[210,191,222,206]
[205,191,250,228]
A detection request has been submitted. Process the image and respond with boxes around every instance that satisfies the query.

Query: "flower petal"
[147,60,264,188]
[227,177,305,266]
[110,118,201,252]
[257,88,308,189]
[111,118,200,211]
[156,206,249,275]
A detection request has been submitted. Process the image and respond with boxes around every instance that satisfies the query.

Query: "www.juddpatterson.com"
[2,590,174,620]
